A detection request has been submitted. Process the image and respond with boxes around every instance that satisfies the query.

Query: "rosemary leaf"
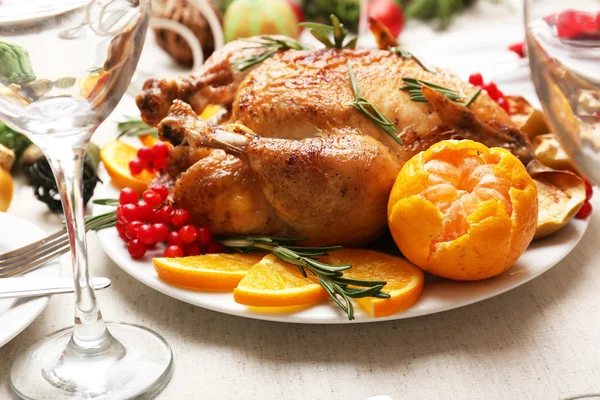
[117,118,158,139]
[300,14,357,50]
[389,46,437,73]
[401,78,479,107]
[346,62,403,146]
[232,36,308,72]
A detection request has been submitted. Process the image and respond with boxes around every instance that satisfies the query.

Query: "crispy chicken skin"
[160,101,401,246]
[139,28,535,246]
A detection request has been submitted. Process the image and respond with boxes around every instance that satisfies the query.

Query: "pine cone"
[154,0,223,66]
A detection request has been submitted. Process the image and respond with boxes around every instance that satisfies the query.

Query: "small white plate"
[94,183,590,324]
[0,213,61,347]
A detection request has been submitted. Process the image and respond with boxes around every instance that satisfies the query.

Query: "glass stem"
[44,138,110,350]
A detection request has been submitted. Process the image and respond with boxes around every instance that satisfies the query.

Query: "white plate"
[94,183,590,324]
[0,213,61,346]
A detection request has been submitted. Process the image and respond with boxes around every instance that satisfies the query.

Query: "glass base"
[10,322,174,400]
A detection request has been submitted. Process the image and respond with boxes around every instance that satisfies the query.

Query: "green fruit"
[224,0,300,42]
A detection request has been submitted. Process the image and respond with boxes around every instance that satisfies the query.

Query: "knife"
[0,277,111,299]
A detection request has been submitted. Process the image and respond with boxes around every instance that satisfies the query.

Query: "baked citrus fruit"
[153,253,263,290]
[0,168,13,212]
[323,249,424,317]
[233,254,328,307]
[100,140,154,194]
[388,140,538,281]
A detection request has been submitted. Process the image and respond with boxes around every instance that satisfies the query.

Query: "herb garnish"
[389,46,437,74]
[221,236,390,320]
[232,36,308,72]
[117,117,158,139]
[401,78,481,107]
[91,200,390,320]
[299,14,357,49]
[346,62,403,145]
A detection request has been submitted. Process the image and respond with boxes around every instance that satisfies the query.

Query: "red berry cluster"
[128,143,169,176]
[468,73,510,114]
[545,9,600,40]
[575,176,594,219]
[115,186,223,259]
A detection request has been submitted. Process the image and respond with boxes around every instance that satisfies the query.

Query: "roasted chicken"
[137,22,534,246]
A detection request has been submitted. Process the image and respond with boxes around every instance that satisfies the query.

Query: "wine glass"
[0,1,174,398]
[525,0,600,184]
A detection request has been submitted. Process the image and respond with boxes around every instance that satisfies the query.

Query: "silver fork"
[0,212,117,278]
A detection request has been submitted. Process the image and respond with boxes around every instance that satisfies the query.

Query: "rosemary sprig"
[88,199,390,320]
[117,117,158,139]
[299,14,357,49]
[221,236,390,320]
[401,78,481,107]
[232,36,308,72]
[345,62,403,145]
[389,46,437,74]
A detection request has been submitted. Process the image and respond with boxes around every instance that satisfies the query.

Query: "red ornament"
[368,0,405,38]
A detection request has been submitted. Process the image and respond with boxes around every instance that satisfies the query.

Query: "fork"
[0,212,117,278]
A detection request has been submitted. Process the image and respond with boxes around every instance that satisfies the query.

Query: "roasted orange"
[100,140,155,194]
[388,140,538,281]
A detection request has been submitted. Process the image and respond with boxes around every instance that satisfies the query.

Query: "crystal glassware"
[0,1,173,398]
[525,0,600,184]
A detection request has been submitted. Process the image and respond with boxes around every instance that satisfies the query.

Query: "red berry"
[137,224,155,245]
[128,159,144,175]
[179,225,198,243]
[142,190,162,207]
[468,73,483,87]
[156,205,174,223]
[582,176,593,200]
[127,239,147,259]
[167,231,183,247]
[119,187,138,205]
[496,96,510,113]
[116,221,127,241]
[575,201,592,219]
[164,245,184,258]
[137,146,154,163]
[183,242,202,256]
[137,201,153,222]
[125,221,143,240]
[151,142,169,158]
[483,82,500,100]
[150,184,169,201]
[116,205,128,224]
[120,203,141,223]
[508,42,526,58]
[150,208,163,224]
[151,223,169,243]
[206,241,223,254]
[196,226,212,246]
[152,156,167,171]
[171,208,191,226]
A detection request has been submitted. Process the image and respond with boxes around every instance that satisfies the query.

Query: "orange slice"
[138,134,161,148]
[100,140,154,194]
[233,254,328,307]
[153,253,263,291]
[0,168,13,212]
[323,249,424,318]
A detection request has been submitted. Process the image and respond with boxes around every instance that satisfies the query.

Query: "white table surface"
[2,1,600,399]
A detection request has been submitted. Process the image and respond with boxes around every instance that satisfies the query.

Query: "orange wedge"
[153,253,263,290]
[323,249,424,318]
[138,134,161,148]
[233,254,328,307]
[100,140,154,194]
